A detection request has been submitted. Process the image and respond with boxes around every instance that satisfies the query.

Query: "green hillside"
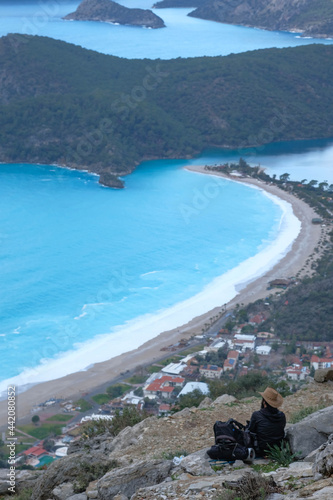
[1,35,333,184]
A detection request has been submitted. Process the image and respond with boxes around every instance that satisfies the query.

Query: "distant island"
[64,0,165,29]
[1,35,333,187]
[188,0,333,38]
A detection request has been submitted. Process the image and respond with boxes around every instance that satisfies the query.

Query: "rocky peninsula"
[64,0,165,29]
[187,0,333,38]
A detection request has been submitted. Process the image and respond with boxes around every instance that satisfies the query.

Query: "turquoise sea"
[1,1,333,394]
[1,0,333,59]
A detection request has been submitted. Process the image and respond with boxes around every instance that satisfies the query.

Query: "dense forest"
[1,35,333,185]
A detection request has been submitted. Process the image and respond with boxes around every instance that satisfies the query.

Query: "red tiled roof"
[160,386,174,393]
[22,446,47,457]
[227,350,239,359]
[159,404,171,410]
[145,375,184,392]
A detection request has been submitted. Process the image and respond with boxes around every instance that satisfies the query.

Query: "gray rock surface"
[313,433,333,478]
[67,494,88,500]
[198,397,213,408]
[52,482,74,500]
[31,451,114,500]
[0,469,43,495]
[213,394,237,405]
[287,405,333,458]
[107,418,155,454]
[314,368,333,383]
[179,448,215,477]
[97,459,172,499]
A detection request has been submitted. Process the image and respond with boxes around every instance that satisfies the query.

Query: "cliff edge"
[64,0,166,29]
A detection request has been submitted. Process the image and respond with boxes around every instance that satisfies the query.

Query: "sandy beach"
[0,165,324,425]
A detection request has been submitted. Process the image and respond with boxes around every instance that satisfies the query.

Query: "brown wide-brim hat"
[259,387,283,408]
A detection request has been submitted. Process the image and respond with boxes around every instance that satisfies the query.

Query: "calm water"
[0,158,284,390]
[1,0,333,59]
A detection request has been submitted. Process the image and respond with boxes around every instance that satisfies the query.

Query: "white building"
[207,339,233,352]
[286,364,310,381]
[233,334,256,351]
[256,345,272,356]
[161,362,186,375]
[178,382,209,398]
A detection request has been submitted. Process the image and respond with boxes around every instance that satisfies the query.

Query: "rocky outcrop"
[64,0,165,29]
[314,367,333,383]
[31,450,116,500]
[98,171,124,189]
[189,0,333,38]
[97,459,172,499]
[313,433,333,479]
[179,448,215,476]
[287,405,333,458]
[0,469,43,495]
[213,394,237,405]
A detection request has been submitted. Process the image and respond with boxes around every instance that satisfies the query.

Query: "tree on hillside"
[31,415,40,425]
[279,173,290,182]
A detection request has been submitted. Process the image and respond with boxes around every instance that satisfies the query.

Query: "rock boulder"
[287,405,333,458]
[313,433,333,478]
[97,459,172,499]
[314,368,333,383]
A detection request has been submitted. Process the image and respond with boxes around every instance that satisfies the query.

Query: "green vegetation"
[91,394,111,405]
[1,36,333,183]
[162,449,188,460]
[266,442,301,467]
[173,389,207,412]
[74,399,93,412]
[288,404,327,424]
[18,423,63,440]
[179,344,205,355]
[124,374,147,384]
[215,472,280,500]
[209,372,291,400]
[146,365,162,373]
[46,414,73,422]
[73,460,118,493]
[31,415,40,425]
[106,383,129,399]
[9,488,33,500]
[81,407,148,439]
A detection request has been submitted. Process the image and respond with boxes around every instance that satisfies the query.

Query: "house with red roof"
[144,375,185,399]
[310,355,333,370]
[22,446,48,460]
[286,363,310,381]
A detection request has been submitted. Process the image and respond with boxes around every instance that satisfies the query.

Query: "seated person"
[247,387,286,457]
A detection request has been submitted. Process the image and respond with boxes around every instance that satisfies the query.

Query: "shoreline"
[0,166,324,425]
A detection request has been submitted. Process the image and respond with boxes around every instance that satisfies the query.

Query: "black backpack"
[207,418,254,461]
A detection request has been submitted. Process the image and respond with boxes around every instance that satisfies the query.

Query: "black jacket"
[247,407,286,456]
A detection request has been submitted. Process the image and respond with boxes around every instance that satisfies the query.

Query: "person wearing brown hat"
[246,387,286,457]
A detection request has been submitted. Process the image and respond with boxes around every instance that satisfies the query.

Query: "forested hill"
[189,0,333,38]
[1,35,333,186]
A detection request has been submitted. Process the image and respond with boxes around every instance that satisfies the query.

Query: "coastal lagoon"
[1,2,333,396]
[1,139,333,394]
[1,0,333,59]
